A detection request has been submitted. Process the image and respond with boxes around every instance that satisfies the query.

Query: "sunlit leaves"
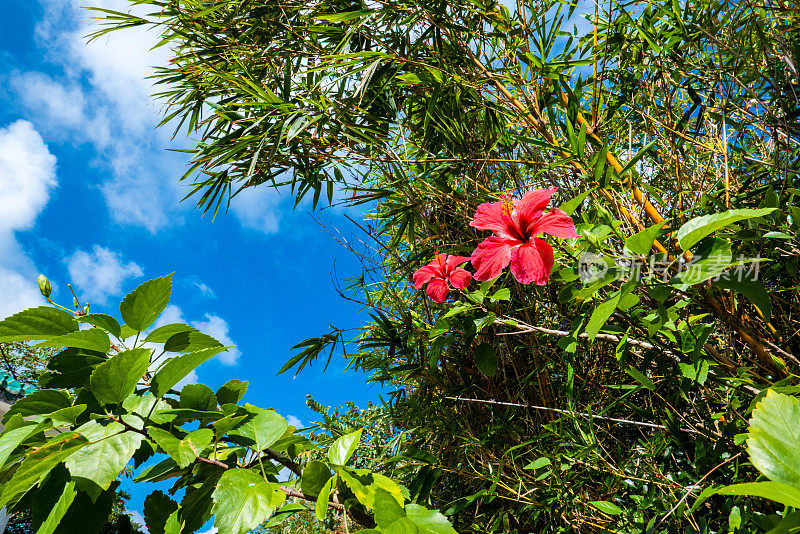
[150,346,228,397]
[328,428,363,465]
[747,390,800,487]
[676,208,776,250]
[65,421,143,490]
[120,274,173,332]
[0,306,77,342]
[90,348,152,404]
[211,469,286,534]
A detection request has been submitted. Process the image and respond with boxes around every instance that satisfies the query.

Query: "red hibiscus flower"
[413,253,473,303]
[469,188,578,285]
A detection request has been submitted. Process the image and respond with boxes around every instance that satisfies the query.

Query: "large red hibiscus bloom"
[470,188,578,285]
[413,253,472,303]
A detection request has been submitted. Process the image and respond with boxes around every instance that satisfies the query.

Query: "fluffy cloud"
[152,305,241,366]
[231,186,283,235]
[0,120,56,318]
[286,415,304,429]
[65,245,143,305]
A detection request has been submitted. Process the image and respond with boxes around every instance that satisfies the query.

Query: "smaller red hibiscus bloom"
[413,252,473,303]
[470,188,578,285]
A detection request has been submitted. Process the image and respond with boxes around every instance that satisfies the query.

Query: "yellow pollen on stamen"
[500,194,514,219]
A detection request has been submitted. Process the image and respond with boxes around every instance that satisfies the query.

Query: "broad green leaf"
[524,457,551,470]
[264,503,308,527]
[120,274,173,332]
[52,483,115,534]
[0,432,88,507]
[718,482,800,508]
[49,404,87,425]
[625,220,666,255]
[211,469,286,534]
[474,343,497,377]
[40,348,106,389]
[144,323,195,343]
[65,421,143,490]
[133,457,183,483]
[715,277,772,323]
[163,510,184,534]
[677,208,776,250]
[0,422,43,467]
[35,481,76,534]
[336,466,406,508]
[150,346,228,397]
[228,406,288,452]
[144,491,179,534]
[123,393,173,424]
[375,488,406,529]
[216,379,248,405]
[35,328,110,353]
[0,306,77,342]
[90,348,152,404]
[585,292,621,340]
[405,504,458,534]
[671,239,732,286]
[590,500,623,515]
[164,330,222,353]
[77,314,121,339]
[328,428,363,465]
[2,389,72,423]
[746,390,800,486]
[315,474,337,521]
[179,384,218,412]
[148,427,214,468]
[300,460,332,498]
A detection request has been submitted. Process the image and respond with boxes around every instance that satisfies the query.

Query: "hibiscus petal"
[471,236,515,281]
[469,201,514,238]
[448,267,472,290]
[514,187,558,234]
[412,265,438,289]
[533,208,579,239]
[510,238,554,285]
[445,255,471,270]
[426,278,450,303]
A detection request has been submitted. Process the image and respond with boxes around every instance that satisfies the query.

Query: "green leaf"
[474,343,497,377]
[0,422,44,467]
[328,428,363,465]
[715,277,772,323]
[671,239,732,286]
[90,348,152,404]
[0,432,88,507]
[560,189,593,216]
[585,292,621,340]
[590,500,623,515]
[374,488,406,529]
[746,390,800,486]
[78,314,122,339]
[148,427,214,468]
[337,466,406,508]
[40,348,106,389]
[2,389,73,423]
[300,460,332,498]
[179,384,218,412]
[150,346,228,397]
[0,306,77,342]
[120,274,173,332]
[144,491,179,534]
[216,380,248,405]
[679,360,710,385]
[315,474,337,521]
[405,503,458,534]
[211,469,286,534]
[718,482,800,508]
[524,457,551,470]
[35,481,77,534]
[228,406,288,452]
[625,221,666,255]
[164,330,223,353]
[144,323,195,343]
[65,421,144,490]
[35,328,111,353]
[49,404,87,425]
[625,366,655,390]
[677,208,776,250]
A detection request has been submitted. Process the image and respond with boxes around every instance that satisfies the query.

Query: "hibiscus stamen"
[500,193,514,219]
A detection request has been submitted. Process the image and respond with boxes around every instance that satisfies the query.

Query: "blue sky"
[1,1,383,528]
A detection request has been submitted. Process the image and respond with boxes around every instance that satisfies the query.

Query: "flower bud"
[38,274,52,298]
[73,296,81,309]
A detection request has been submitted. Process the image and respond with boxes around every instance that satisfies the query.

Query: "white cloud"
[194,281,216,298]
[9,72,87,132]
[0,120,56,319]
[0,120,57,232]
[286,415,303,428]
[231,186,284,235]
[65,245,143,305]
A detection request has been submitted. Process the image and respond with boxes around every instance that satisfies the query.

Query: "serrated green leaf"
[150,346,228,397]
[65,421,143,490]
[336,466,406,508]
[0,306,77,342]
[120,274,173,332]
[0,422,43,467]
[211,469,286,534]
[180,384,217,411]
[2,389,72,423]
[77,314,121,339]
[216,380,248,405]
[144,491,179,534]
[328,428,362,465]
[677,208,776,250]
[148,427,214,468]
[164,330,223,353]
[315,474,337,521]
[746,390,800,486]
[35,328,110,353]
[475,343,497,377]
[228,406,288,452]
[90,348,152,404]
[300,460,332,498]
[144,323,195,343]
[0,432,87,507]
